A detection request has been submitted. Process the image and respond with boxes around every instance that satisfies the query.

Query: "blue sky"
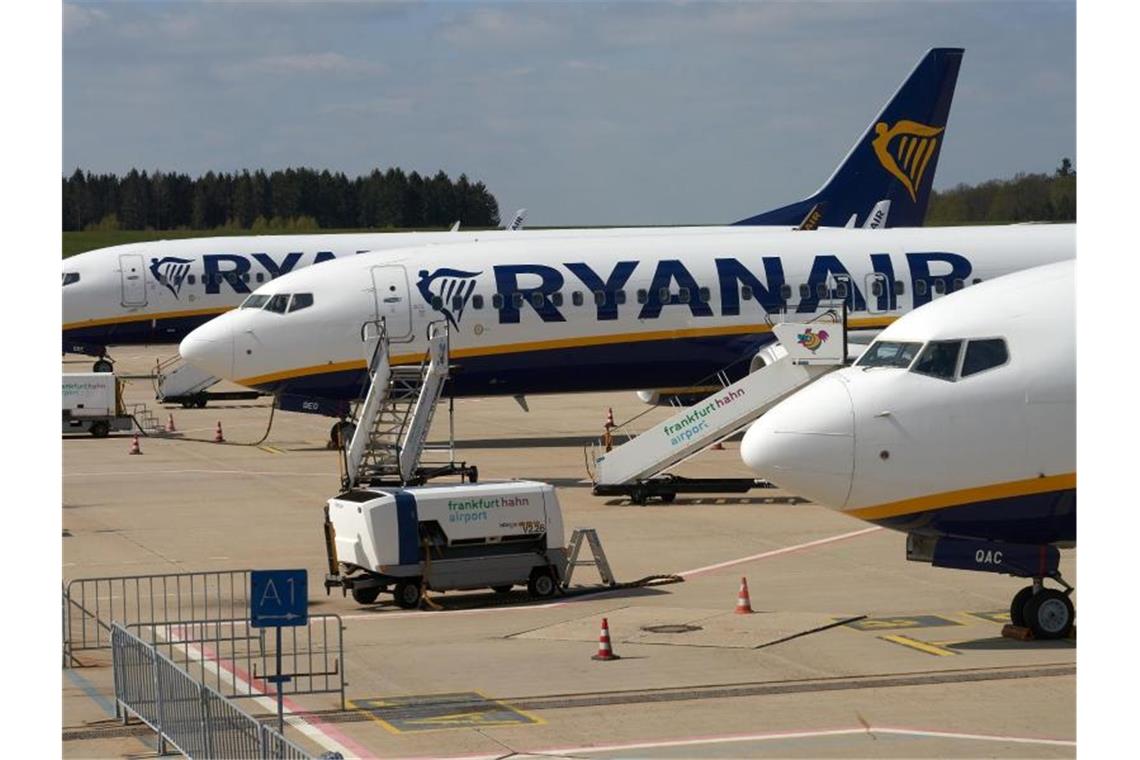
[63,1,1075,226]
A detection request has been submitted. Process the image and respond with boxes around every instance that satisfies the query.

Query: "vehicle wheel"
[351,585,382,605]
[1023,588,1074,640]
[527,569,557,599]
[394,579,422,609]
[630,487,647,506]
[659,492,677,504]
[194,398,208,409]
[1009,585,1035,628]
[93,358,113,373]
[181,401,194,409]
[492,585,513,594]
[468,466,479,484]
[89,421,110,438]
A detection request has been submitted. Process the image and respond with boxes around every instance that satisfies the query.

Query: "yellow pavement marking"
[258,445,285,454]
[879,634,958,656]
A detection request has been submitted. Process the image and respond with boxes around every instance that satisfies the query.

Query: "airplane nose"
[740,374,855,509]
[180,316,235,379]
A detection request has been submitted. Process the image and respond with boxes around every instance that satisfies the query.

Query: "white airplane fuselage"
[180,225,1075,404]
[740,259,1075,546]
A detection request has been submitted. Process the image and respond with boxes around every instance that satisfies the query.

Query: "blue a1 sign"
[250,569,309,628]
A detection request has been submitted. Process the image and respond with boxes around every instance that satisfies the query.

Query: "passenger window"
[870,280,883,297]
[677,287,690,304]
[594,290,606,306]
[226,272,237,284]
[933,279,946,294]
[551,292,563,307]
[615,290,626,305]
[256,272,265,284]
[431,296,443,309]
[742,285,753,301]
[894,280,905,296]
[636,289,648,304]
[658,287,670,302]
[531,292,544,309]
[512,293,524,308]
[961,339,1009,377]
[915,280,927,296]
[816,283,828,299]
[799,284,810,299]
[62,272,80,286]
[472,294,484,310]
[835,282,848,299]
[288,293,314,313]
[242,273,251,283]
[264,294,290,314]
[698,287,710,303]
[492,294,503,310]
[911,340,962,381]
[572,291,584,307]
[240,294,269,309]
[973,278,983,285]
[952,278,964,291]
[452,295,465,311]
[188,274,196,285]
[779,284,791,300]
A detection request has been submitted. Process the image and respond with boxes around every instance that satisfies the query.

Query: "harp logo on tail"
[871,120,944,202]
[149,257,193,299]
[416,268,482,329]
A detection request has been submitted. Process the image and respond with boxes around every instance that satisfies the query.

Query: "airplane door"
[119,253,147,307]
[369,265,412,341]
[865,273,889,314]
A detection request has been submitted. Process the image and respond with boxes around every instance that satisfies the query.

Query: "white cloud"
[63,2,108,35]
[216,52,387,81]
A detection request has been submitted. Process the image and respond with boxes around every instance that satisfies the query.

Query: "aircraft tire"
[1009,586,1035,628]
[1023,588,1074,640]
[394,579,422,609]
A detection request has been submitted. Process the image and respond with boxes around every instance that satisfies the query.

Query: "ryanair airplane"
[180,224,1074,414]
[741,260,1075,639]
[63,47,962,369]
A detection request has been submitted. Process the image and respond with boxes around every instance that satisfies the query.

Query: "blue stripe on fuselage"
[871,488,1076,545]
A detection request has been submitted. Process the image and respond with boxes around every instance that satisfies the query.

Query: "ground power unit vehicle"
[324,480,568,608]
[62,373,135,437]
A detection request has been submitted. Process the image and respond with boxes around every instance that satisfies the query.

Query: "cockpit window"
[240,294,269,309]
[63,272,80,287]
[911,340,962,381]
[856,341,922,368]
[264,294,290,314]
[961,338,1009,377]
[288,293,314,313]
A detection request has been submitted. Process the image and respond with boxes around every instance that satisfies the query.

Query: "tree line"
[926,159,1076,224]
[62,166,501,232]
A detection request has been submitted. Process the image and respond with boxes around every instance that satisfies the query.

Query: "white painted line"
[406,724,1075,760]
[679,526,882,579]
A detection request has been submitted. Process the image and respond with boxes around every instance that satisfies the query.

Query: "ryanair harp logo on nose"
[149,256,193,299]
[416,268,482,329]
[872,120,944,202]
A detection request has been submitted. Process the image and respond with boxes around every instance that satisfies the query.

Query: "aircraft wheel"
[351,585,382,605]
[394,579,422,609]
[1009,586,1035,628]
[1023,588,1074,640]
[93,358,114,373]
[527,569,557,599]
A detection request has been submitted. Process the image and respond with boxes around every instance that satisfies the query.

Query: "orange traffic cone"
[129,434,142,455]
[165,413,177,433]
[603,408,616,453]
[591,617,620,661]
[735,576,754,614]
[711,440,725,450]
[604,408,615,429]
[213,421,225,443]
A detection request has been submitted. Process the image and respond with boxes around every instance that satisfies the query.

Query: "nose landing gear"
[1010,575,1075,640]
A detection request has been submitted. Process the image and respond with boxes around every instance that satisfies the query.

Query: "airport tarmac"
[62,347,1075,758]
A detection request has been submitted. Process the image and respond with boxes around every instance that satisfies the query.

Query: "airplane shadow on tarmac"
[950,636,1076,652]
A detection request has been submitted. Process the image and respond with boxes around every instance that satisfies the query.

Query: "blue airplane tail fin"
[735,47,964,228]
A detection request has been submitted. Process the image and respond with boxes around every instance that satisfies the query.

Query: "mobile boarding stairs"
[589,308,852,504]
[151,355,265,408]
[340,318,476,490]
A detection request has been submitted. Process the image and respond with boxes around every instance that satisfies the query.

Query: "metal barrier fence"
[112,623,314,759]
[64,570,346,709]
[129,615,345,709]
